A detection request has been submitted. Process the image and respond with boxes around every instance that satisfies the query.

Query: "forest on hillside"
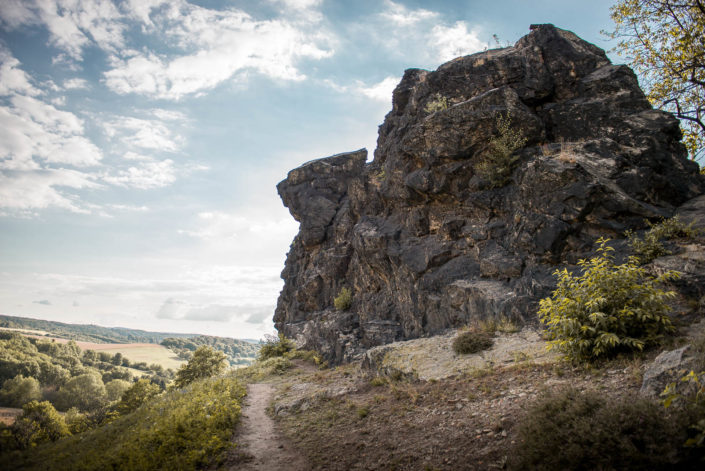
[0,315,194,344]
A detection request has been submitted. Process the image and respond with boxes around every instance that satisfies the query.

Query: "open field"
[0,407,22,426]
[79,343,185,371]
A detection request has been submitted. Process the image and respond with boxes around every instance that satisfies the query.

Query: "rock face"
[275,25,705,363]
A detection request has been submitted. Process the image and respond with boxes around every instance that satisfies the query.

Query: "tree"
[115,379,161,414]
[11,400,69,449]
[608,0,705,163]
[55,373,107,411]
[111,352,123,366]
[104,379,131,402]
[0,375,41,407]
[173,346,227,389]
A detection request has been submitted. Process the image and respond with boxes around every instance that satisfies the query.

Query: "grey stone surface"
[274,25,705,364]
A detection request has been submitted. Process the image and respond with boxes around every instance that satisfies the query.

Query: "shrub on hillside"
[539,238,678,362]
[452,330,494,355]
[1,376,247,470]
[0,375,41,407]
[507,388,697,470]
[626,216,700,263]
[173,346,227,389]
[475,113,527,188]
[115,379,161,415]
[258,333,295,361]
[334,287,352,311]
[9,400,70,450]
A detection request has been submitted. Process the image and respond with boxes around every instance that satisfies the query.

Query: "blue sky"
[0,0,618,339]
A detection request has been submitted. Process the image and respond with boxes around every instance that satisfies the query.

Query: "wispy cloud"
[104,1,334,99]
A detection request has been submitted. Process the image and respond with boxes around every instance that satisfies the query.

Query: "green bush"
[452,329,494,355]
[626,216,700,263]
[258,333,295,361]
[662,369,705,448]
[539,238,678,362]
[424,93,448,113]
[334,287,352,311]
[1,376,246,470]
[475,113,527,188]
[507,388,695,470]
[9,400,70,450]
[0,375,41,407]
[173,345,227,389]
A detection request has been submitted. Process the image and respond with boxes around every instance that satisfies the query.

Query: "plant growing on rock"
[539,238,678,362]
[424,93,448,113]
[626,216,700,263]
[475,112,527,188]
[334,287,352,311]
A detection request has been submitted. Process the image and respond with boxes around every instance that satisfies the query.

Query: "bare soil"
[271,358,645,471]
[226,383,309,471]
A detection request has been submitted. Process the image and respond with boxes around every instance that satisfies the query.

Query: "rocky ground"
[227,318,705,471]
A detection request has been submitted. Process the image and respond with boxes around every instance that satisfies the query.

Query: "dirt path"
[228,383,308,471]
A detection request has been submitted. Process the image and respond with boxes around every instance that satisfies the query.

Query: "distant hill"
[0,314,201,344]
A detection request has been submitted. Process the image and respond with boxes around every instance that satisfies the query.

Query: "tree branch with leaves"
[606,0,705,164]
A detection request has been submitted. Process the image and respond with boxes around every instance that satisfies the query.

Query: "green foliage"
[10,400,70,450]
[626,216,701,263]
[662,369,705,448]
[0,375,41,408]
[607,0,704,162]
[475,113,527,188]
[452,329,494,355]
[173,346,227,389]
[104,379,131,402]
[63,408,89,435]
[161,335,258,366]
[55,373,107,412]
[424,93,449,113]
[2,376,246,470]
[114,378,161,415]
[334,287,352,311]
[539,238,678,362]
[258,333,295,361]
[508,388,694,470]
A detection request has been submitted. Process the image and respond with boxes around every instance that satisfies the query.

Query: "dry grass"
[81,344,185,371]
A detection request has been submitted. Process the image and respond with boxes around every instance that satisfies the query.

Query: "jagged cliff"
[274,24,705,363]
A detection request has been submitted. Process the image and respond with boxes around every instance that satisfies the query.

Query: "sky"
[0,0,620,340]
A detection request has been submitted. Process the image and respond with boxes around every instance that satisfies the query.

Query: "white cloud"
[63,78,89,90]
[0,0,125,61]
[379,0,437,26]
[430,22,485,61]
[103,116,183,152]
[0,96,102,169]
[103,1,334,99]
[102,158,176,189]
[0,168,100,213]
[358,76,399,102]
[0,50,41,96]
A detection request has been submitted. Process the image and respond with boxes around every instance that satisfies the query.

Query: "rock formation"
[275,24,705,363]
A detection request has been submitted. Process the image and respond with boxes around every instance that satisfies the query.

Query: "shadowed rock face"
[275,24,705,364]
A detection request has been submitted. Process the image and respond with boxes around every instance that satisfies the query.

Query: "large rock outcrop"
[275,24,705,363]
